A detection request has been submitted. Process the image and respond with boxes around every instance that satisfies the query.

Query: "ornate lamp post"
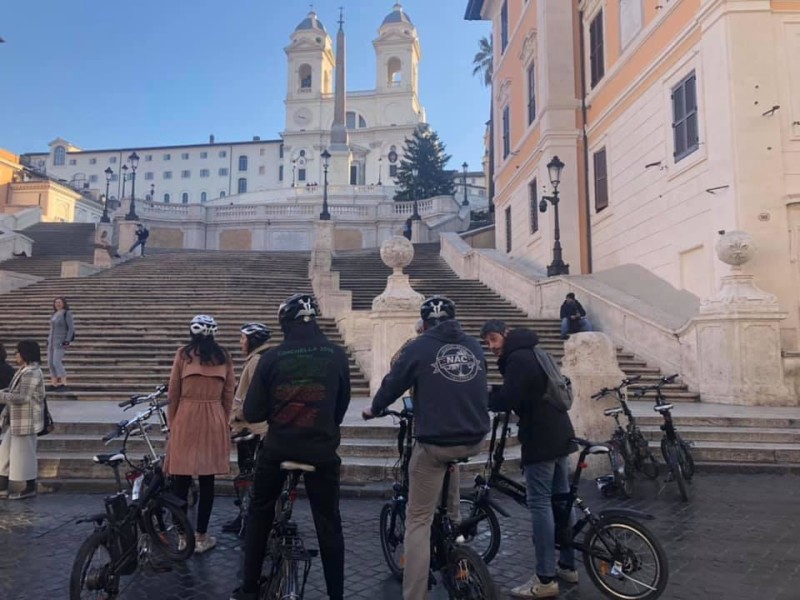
[101,167,113,223]
[120,164,129,205]
[291,159,297,187]
[320,149,331,220]
[461,161,469,206]
[539,155,569,276]
[149,183,155,202]
[378,156,383,186]
[410,166,421,220]
[125,152,140,220]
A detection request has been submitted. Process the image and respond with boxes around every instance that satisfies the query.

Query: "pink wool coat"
[164,348,235,476]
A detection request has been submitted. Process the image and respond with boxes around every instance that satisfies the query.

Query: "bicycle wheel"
[262,557,302,600]
[70,529,120,600]
[609,442,633,499]
[632,433,659,480]
[142,499,195,560]
[661,439,688,502]
[677,437,695,481]
[458,498,501,564]
[441,545,498,599]
[379,502,406,580]
[583,516,669,600]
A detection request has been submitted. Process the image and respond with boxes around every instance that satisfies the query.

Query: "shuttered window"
[672,72,699,162]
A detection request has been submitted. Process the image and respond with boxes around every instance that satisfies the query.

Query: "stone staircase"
[0,222,95,278]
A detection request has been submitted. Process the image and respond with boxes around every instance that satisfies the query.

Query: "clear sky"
[0,1,490,170]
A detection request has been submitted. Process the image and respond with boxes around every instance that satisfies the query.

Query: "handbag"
[38,398,55,437]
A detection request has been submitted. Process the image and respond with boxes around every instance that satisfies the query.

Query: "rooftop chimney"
[209,134,215,144]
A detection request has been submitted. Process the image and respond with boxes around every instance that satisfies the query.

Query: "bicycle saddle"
[94,452,126,466]
[231,431,257,443]
[653,403,674,413]
[447,457,472,465]
[603,407,624,417]
[571,437,611,454]
[280,461,316,473]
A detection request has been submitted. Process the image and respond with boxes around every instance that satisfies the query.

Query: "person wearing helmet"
[232,294,350,600]
[165,314,235,555]
[363,295,490,600]
[222,322,272,536]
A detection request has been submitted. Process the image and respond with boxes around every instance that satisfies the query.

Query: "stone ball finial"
[380,235,414,273]
[715,230,756,267]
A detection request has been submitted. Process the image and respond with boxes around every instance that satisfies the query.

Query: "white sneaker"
[509,574,559,599]
[556,565,579,584]
[195,534,217,554]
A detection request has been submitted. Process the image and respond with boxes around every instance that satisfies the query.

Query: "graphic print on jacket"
[432,344,482,382]
[272,346,335,429]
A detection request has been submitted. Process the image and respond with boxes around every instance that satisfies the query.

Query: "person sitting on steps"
[559,293,592,340]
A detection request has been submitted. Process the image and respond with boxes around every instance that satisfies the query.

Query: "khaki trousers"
[403,441,482,600]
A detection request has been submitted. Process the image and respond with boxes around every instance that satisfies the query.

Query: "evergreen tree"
[394,125,455,201]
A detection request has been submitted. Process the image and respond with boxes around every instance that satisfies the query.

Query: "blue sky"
[0,1,490,170]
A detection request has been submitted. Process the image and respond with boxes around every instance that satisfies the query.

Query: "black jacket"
[372,320,490,446]
[560,300,586,320]
[243,321,351,464]
[489,329,576,464]
[0,361,14,390]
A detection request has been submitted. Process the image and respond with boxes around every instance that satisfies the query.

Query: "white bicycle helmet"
[190,314,218,337]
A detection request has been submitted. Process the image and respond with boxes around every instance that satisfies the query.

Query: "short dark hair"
[53,296,71,312]
[17,340,41,364]
[566,292,576,299]
[480,320,508,339]
[0,342,6,363]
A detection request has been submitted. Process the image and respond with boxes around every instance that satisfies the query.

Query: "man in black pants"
[231,293,351,600]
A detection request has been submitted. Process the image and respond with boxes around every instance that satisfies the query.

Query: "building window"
[298,168,307,182]
[238,178,247,193]
[589,10,605,88]
[54,146,66,166]
[200,151,208,159]
[144,172,154,180]
[163,153,171,161]
[109,156,117,164]
[182,192,189,204]
[144,155,152,162]
[89,175,98,183]
[89,158,97,165]
[164,193,170,203]
[259,148,265,156]
[219,168,229,176]
[529,178,539,233]
[389,164,398,178]
[201,192,207,203]
[110,174,118,182]
[258,165,265,175]
[200,169,210,178]
[672,71,699,162]
[346,111,356,129]
[181,170,191,178]
[181,152,190,160]
[220,191,226,198]
[279,165,284,181]
[359,115,367,129]
[299,149,306,157]
[299,63,312,89]
[238,155,248,171]
[502,105,511,159]
[219,150,227,158]
[279,144,284,158]
[350,165,358,185]
[593,147,609,212]
[164,171,172,179]
[69,159,77,166]
[505,206,512,253]
[527,63,537,125]
[619,0,644,50]
[500,0,509,53]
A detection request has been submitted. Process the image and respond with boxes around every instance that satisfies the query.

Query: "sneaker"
[509,575,559,599]
[230,587,258,600]
[195,534,217,554]
[556,565,579,584]
[222,516,243,534]
[7,489,36,500]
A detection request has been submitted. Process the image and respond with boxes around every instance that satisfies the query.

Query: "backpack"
[533,346,574,412]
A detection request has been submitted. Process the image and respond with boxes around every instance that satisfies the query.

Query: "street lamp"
[149,183,155,202]
[101,167,113,223]
[125,152,140,220]
[320,149,331,220]
[538,155,569,276]
[461,161,469,206]
[120,164,129,205]
[291,159,297,187]
[378,157,383,186]
[410,166,421,220]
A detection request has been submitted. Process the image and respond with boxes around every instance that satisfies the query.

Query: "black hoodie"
[489,329,577,464]
[372,320,490,446]
[243,321,351,464]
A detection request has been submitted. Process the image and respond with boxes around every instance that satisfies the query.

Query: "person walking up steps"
[129,224,149,256]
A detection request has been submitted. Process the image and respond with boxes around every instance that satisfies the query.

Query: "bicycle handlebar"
[591,375,643,400]
[118,384,169,409]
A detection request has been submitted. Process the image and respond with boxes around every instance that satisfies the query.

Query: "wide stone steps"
[1,223,96,278]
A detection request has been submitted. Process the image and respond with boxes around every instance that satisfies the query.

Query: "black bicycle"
[70,396,194,599]
[633,375,695,502]
[229,429,261,538]
[592,376,660,498]
[466,413,670,600]
[375,401,498,599]
[258,461,318,599]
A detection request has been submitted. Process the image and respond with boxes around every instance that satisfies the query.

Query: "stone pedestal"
[308,220,334,277]
[693,231,792,405]
[560,332,626,478]
[369,236,424,395]
[117,220,141,256]
[93,222,115,268]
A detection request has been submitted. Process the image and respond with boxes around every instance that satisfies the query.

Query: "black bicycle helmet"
[278,293,320,324]
[420,295,456,323]
[240,322,271,347]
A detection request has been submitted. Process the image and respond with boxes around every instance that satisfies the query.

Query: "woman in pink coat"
[165,314,234,554]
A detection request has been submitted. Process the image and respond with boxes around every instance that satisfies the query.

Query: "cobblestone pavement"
[1,473,799,599]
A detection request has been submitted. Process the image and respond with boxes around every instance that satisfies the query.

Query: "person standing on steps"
[559,293,592,340]
[129,224,149,256]
[47,296,75,391]
[364,296,490,600]
[165,314,235,555]
[223,322,272,536]
[231,293,351,600]
[480,319,578,599]
[0,340,46,500]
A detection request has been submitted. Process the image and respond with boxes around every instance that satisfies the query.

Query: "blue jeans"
[524,455,576,578]
[561,317,591,337]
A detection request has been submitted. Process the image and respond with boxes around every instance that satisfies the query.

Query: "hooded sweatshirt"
[489,328,577,464]
[372,320,490,446]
